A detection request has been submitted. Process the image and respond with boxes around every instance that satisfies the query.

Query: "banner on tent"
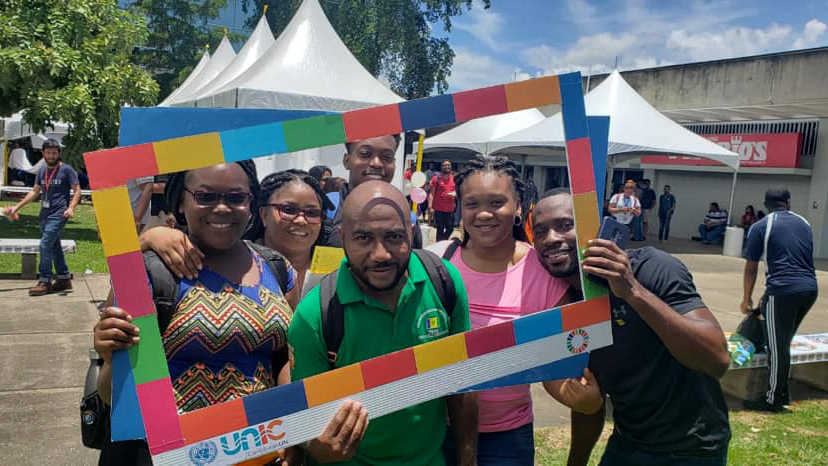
[642,132,803,168]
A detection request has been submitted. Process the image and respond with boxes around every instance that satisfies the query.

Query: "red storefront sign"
[641,133,803,168]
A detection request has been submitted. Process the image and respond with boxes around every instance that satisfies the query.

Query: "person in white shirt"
[608,180,641,233]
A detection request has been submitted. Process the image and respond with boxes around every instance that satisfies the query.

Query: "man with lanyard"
[9,138,81,296]
[327,135,423,248]
[428,160,456,242]
[289,181,477,465]
[741,187,818,412]
[531,188,732,465]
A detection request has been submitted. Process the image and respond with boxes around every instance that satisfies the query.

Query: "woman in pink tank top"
[429,156,572,465]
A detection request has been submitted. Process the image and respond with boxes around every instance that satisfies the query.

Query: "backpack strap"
[245,240,291,294]
[441,238,462,262]
[319,271,343,369]
[142,251,178,334]
[413,249,457,318]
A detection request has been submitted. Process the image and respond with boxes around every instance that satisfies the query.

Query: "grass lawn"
[534,399,828,465]
[0,202,108,275]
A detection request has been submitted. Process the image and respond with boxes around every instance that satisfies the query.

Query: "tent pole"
[605,156,616,202]
[727,170,738,225]
[412,133,425,212]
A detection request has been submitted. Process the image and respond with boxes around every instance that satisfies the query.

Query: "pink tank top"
[449,245,568,432]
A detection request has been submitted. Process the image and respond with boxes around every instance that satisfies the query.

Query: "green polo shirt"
[289,253,470,465]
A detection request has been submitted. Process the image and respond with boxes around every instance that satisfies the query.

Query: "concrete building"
[425,47,828,257]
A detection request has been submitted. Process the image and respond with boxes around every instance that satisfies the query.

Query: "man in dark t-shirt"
[10,139,81,296]
[741,187,817,412]
[531,188,731,465]
[327,134,422,248]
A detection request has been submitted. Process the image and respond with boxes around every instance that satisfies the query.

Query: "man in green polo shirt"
[289,181,477,465]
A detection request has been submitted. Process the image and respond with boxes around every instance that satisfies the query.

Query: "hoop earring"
[514,215,522,226]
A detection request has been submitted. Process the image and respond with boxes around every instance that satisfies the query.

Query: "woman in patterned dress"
[94,161,296,465]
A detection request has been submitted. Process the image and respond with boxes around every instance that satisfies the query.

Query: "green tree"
[243,0,490,99]
[0,0,159,168]
[128,0,239,100]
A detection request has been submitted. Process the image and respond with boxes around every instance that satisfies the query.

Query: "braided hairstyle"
[455,155,529,246]
[164,160,262,240]
[259,169,333,248]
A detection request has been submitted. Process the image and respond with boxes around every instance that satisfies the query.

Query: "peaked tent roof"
[423,108,546,154]
[192,16,276,104]
[159,50,211,106]
[198,0,403,111]
[488,71,740,170]
[165,36,236,106]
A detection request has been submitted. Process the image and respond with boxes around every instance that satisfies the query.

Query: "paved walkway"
[0,242,825,464]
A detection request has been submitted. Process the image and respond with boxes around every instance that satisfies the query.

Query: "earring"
[514,215,522,226]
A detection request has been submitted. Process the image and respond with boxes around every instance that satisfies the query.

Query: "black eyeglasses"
[184,189,252,207]
[264,203,323,224]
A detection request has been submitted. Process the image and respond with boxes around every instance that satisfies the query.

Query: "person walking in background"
[658,185,676,241]
[637,179,656,240]
[608,180,641,236]
[428,160,457,241]
[698,202,728,245]
[741,188,818,412]
[8,138,80,296]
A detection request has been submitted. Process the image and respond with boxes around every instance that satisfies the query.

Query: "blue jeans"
[39,215,70,282]
[599,435,728,466]
[698,224,726,244]
[658,212,672,240]
[444,423,534,466]
[632,215,644,240]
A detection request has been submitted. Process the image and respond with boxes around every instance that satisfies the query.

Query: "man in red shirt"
[428,160,456,241]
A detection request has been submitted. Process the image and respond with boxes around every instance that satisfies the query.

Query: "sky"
[202,0,828,92]
[441,0,828,90]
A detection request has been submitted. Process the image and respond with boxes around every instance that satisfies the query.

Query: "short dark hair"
[664,184,671,189]
[764,187,790,210]
[42,138,61,152]
[710,202,719,210]
[344,134,401,154]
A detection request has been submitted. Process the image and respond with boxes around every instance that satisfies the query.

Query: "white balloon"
[411,171,427,188]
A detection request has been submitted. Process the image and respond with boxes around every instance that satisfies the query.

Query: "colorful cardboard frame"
[87,72,611,465]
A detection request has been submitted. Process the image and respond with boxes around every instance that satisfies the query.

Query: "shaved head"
[341,181,413,293]
[342,180,411,231]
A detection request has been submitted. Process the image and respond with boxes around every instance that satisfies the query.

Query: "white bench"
[0,185,92,197]
[0,238,77,278]
[721,333,828,399]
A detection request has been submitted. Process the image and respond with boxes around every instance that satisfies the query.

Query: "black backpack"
[319,248,458,368]
[143,240,292,332]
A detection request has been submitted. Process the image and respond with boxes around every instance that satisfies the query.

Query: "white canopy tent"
[159,50,211,106]
[423,108,546,154]
[1,112,69,144]
[489,71,741,217]
[192,16,275,106]
[172,0,406,185]
[163,36,236,106]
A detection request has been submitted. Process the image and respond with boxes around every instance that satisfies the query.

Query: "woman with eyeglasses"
[93,162,297,465]
[137,169,332,303]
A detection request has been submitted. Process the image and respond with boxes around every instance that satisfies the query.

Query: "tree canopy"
[243,0,490,99]
[128,0,240,100]
[0,0,158,168]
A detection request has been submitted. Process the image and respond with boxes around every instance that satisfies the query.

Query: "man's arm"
[447,393,478,466]
[741,260,759,315]
[582,240,730,378]
[64,183,81,218]
[10,185,42,214]
[133,181,154,226]
[567,403,605,466]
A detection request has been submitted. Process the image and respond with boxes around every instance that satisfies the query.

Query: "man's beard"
[346,255,408,292]
[541,251,579,278]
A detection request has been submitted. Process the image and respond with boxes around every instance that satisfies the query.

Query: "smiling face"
[343,135,398,186]
[180,164,252,253]
[533,193,578,278]
[260,181,322,258]
[460,171,520,249]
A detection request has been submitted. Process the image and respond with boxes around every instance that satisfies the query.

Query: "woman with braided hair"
[93,161,298,465]
[427,155,578,465]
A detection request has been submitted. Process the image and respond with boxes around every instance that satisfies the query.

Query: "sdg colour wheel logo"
[566,329,590,354]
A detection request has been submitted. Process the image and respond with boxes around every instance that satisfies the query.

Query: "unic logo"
[219,420,287,455]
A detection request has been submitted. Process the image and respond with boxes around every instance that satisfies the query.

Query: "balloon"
[411,171,427,188]
[410,187,427,204]
[402,180,413,195]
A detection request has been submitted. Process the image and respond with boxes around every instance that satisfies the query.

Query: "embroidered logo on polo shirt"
[416,309,450,341]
